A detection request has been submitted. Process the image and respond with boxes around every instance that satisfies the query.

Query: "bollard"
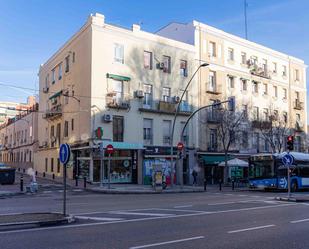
[219,179,222,191]
[83,176,87,189]
[35,171,38,176]
[23,168,25,173]
[52,173,55,179]
[232,180,235,190]
[204,178,207,191]
[43,172,46,177]
[20,175,24,192]
[18,168,20,172]
[75,175,78,187]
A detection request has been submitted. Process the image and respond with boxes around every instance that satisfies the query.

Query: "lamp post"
[170,62,209,188]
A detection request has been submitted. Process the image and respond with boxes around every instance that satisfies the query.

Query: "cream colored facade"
[36,13,198,184]
[0,109,38,170]
[158,20,307,154]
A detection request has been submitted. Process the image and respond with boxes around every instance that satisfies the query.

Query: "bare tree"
[216,108,246,183]
[255,106,290,153]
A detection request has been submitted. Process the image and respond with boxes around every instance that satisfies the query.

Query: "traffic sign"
[177,142,184,151]
[106,144,114,155]
[282,154,294,166]
[59,143,71,165]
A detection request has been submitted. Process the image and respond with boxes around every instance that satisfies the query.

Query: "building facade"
[0,104,38,170]
[35,13,199,184]
[157,21,307,183]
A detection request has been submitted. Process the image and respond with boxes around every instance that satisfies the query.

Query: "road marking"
[224,194,233,196]
[0,203,295,235]
[208,202,236,206]
[174,205,193,208]
[75,216,124,221]
[129,236,205,249]
[301,203,309,206]
[228,224,276,234]
[43,191,52,193]
[290,218,309,224]
[155,208,205,213]
[110,211,172,217]
[58,190,64,193]
[73,189,83,192]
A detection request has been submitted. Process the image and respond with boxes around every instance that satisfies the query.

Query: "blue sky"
[0,0,308,106]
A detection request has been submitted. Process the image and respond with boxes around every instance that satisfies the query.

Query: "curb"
[84,188,205,195]
[0,192,24,198]
[275,197,309,203]
[0,213,75,230]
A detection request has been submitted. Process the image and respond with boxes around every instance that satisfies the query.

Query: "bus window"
[299,167,309,177]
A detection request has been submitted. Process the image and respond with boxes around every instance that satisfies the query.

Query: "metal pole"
[287,151,291,198]
[63,163,67,216]
[170,63,208,188]
[108,154,111,189]
[100,153,103,187]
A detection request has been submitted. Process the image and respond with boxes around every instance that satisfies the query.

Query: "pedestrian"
[192,169,198,186]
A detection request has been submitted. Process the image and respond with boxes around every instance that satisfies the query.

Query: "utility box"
[0,166,15,185]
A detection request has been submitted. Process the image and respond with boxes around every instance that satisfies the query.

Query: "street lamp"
[170,62,209,188]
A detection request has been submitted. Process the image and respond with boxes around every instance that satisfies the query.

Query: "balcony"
[207,111,221,123]
[251,120,272,129]
[106,92,130,110]
[206,83,221,95]
[139,100,191,116]
[293,100,303,110]
[207,142,218,152]
[158,101,175,112]
[43,104,62,120]
[250,66,271,79]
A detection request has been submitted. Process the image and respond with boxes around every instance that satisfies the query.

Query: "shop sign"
[144,146,178,156]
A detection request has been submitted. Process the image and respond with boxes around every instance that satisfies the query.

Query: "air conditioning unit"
[134,90,144,98]
[43,87,49,93]
[102,114,112,123]
[173,96,180,103]
[156,62,165,70]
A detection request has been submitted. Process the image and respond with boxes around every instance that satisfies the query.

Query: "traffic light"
[287,136,294,151]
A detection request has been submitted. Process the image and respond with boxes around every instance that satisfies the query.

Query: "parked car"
[0,164,15,184]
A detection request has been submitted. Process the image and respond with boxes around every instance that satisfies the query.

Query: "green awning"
[106,73,131,81]
[49,90,63,100]
[201,155,233,165]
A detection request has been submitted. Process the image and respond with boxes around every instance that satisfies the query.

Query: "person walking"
[192,169,198,186]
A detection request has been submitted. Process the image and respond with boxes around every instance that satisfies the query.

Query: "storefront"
[143,146,177,185]
[72,141,143,184]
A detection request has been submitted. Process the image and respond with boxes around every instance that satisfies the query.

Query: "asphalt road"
[1,190,309,249]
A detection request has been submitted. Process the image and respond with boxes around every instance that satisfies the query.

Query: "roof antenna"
[244,0,248,40]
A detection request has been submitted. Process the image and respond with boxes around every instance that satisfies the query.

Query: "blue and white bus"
[249,152,309,191]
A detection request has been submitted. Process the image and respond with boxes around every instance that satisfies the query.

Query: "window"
[163,120,171,145]
[51,158,54,173]
[209,41,216,57]
[180,60,188,77]
[252,81,258,93]
[58,63,62,80]
[263,108,269,121]
[241,79,247,91]
[242,104,248,119]
[253,132,260,152]
[253,106,259,120]
[283,88,287,99]
[228,48,234,61]
[241,52,247,64]
[296,91,300,100]
[242,131,248,148]
[111,79,124,103]
[113,116,124,142]
[181,121,189,145]
[209,129,217,151]
[263,83,268,95]
[45,74,49,88]
[251,56,258,66]
[273,110,279,120]
[273,86,278,97]
[272,62,277,73]
[71,119,74,131]
[45,158,48,172]
[144,51,152,69]
[283,112,288,123]
[227,76,234,88]
[72,52,75,63]
[57,159,60,174]
[209,71,216,92]
[114,43,124,64]
[143,84,153,108]
[143,119,153,145]
[50,125,55,147]
[262,59,267,72]
[52,69,55,84]
[162,87,171,102]
[56,123,61,145]
[64,121,69,137]
[296,113,301,122]
[162,55,171,73]
[282,65,287,77]
[65,55,70,73]
[295,69,300,81]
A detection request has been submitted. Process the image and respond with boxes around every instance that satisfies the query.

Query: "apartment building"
[35,13,198,185]
[158,21,307,183]
[0,104,38,170]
